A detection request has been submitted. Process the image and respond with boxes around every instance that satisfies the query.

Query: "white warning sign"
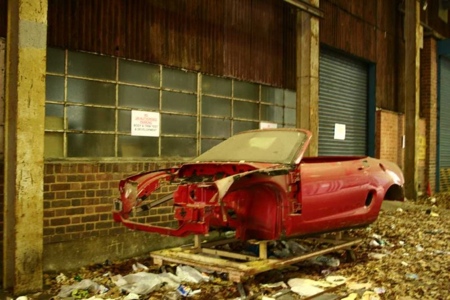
[131,110,160,137]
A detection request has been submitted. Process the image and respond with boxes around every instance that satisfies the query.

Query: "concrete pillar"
[403,0,421,199]
[4,0,47,294]
[296,0,319,157]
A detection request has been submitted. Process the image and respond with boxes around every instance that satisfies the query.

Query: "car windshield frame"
[194,129,309,164]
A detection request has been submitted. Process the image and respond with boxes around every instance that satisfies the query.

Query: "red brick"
[50,217,70,226]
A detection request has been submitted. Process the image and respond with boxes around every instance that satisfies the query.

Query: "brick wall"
[376,109,427,196]
[420,36,438,194]
[43,161,181,245]
[376,109,405,169]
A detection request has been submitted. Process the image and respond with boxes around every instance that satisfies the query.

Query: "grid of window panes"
[45,48,296,158]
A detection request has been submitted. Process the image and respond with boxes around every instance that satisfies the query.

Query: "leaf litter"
[18,195,450,300]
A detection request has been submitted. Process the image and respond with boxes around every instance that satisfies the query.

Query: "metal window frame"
[44,48,296,159]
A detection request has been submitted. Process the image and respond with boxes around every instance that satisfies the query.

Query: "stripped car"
[113,129,404,241]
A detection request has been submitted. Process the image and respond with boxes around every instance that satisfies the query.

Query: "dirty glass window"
[45,48,296,159]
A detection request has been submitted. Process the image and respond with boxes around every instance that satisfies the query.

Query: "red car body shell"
[113,129,404,241]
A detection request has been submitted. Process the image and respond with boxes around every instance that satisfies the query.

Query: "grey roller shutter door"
[319,50,368,156]
[440,57,450,167]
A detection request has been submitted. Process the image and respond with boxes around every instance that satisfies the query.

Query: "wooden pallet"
[150,233,362,282]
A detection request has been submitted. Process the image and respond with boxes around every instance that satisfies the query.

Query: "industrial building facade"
[1,0,450,294]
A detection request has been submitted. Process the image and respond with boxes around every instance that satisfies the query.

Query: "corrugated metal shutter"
[318,50,368,156]
[439,57,450,167]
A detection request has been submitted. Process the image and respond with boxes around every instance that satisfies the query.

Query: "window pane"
[45,133,64,158]
[68,51,115,80]
[118,135,158,157]
[285,107,296,125]
[285,90,296,107]
[119,59,159,86]
[202,75,231,97]
[161,114,196,135]
[67,106,115,131]
[261,104,283,122]
[201,138,223,154]
[261,86,283,105]
[233,120,258,135]
[47,48,65,74]
[201,117,230,138]
[45,116,64,130]
[46,75,64,101]
[162,67,196,92]
[161,137,196,157]
[67,133,115,157]
[234,101,258,119]
[46,103,64,118]
[118,110,131,132]
[162,91,196,114]
[68,78,115,105]
[234,81,258,100]
[119,85,159,109]
[202,96,230,117]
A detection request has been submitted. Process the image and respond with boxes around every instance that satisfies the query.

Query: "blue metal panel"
[438,56,450,192]
[367,64,376,157]
[438,39,450,56]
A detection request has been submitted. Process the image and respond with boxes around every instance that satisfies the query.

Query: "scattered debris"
[20,197,450,299]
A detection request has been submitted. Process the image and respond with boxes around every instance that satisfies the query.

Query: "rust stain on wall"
[47,0,288,87]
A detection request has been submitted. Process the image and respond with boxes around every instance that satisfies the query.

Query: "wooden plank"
[150,236,362,282]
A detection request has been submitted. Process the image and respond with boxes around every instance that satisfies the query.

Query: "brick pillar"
[4,0,47,294]
[296,0,320,156]
[420,37,437,194]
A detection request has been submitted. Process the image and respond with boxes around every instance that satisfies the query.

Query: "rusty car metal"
[113,128,404,241]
